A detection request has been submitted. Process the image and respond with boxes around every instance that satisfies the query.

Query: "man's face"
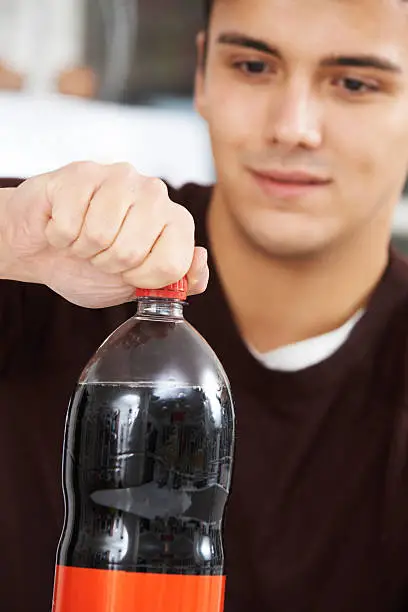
[195,0,408,258]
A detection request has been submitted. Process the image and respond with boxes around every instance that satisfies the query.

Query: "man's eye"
[337,77,379,94]
[234,61,270,75]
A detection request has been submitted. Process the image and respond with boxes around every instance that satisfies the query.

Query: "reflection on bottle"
[59,382,233,575]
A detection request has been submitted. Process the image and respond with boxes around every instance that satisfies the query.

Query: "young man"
[1,0,408,609]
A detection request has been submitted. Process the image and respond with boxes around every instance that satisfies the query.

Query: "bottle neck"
[136,298,184,319]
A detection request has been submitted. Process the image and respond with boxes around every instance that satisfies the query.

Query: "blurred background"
[0,0,407,247]
[0,0,213,187]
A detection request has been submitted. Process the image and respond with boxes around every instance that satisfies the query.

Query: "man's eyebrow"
[321,54,402,73]
[217,33,282,59]
[216,32,403,74]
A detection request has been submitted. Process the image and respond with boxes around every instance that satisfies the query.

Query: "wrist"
[0,188,40,284]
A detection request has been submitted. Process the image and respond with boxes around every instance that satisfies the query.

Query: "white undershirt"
[249,309,365,372]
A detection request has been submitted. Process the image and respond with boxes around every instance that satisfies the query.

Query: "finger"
[71,164,147,259]
[121,205,195,289]
[45,162,105,249]
[90,194,167,274]
[187,247,209,295]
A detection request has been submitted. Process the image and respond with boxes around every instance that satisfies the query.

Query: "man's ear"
[194,31,208,122]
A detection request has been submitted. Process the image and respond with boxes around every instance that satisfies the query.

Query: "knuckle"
[64,161,103,183]
[180,206,195,231]
[156,255,187,281]
[114,246,144,268]
[111,161,138,180]
[68,160,101,174]
[172,205,195,236]
[57,222,77,243]
[46,220,78,247]
[148,177,169,200]
[83,224,111,248]
[138,178,169,209]
[136,179,170,219]
[46,172,64,200]
[47,161,102,199]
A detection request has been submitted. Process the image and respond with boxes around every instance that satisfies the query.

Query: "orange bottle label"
[53,565,226,612]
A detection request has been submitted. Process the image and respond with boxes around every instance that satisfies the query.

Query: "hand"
[0,162,208,308]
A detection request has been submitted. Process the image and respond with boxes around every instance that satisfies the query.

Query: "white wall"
[0,92,214,187]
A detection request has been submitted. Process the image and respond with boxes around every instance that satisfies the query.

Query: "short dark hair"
[203,0,408,27]
[204,0,213,27]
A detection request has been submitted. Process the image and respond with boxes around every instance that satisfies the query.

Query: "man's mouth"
[249,168,332,198]
[252,168,331,184]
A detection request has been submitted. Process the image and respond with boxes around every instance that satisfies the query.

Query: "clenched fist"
[0,162,208,308]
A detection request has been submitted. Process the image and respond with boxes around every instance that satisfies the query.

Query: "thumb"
[187,247,209,296]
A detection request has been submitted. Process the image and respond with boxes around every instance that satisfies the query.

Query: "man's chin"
[239,222,333,261]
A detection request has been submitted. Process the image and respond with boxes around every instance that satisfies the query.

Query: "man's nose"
[266,79,323,149]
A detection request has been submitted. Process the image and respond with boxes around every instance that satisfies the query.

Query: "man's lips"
[251,169,331,185]
[249,169,332,198]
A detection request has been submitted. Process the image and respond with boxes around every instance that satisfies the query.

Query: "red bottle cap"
[135,277,188,301]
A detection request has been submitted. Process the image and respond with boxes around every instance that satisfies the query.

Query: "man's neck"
[207,190,391,353]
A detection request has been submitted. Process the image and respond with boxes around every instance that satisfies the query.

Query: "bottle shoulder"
[80,314,231,393]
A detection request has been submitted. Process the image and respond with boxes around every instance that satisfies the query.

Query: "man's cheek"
[335,132,376,179]
[355,149,383,180]
[210,98,253,142]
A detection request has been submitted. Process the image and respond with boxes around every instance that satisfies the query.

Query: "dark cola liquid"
[57,382,234,576]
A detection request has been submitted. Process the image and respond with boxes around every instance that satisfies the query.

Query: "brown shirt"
[1,179,408,611]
